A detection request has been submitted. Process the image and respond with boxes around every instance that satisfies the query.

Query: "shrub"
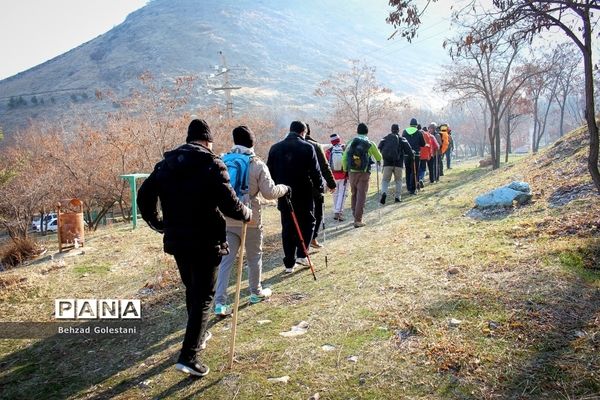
[0,238,44,269]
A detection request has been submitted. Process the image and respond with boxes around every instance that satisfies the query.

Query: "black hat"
[410,118,418,127]
[357,123,368,135]
[186,119,213,143]
[290,120,307,134]
[391,124,399,133]
[232,125,255,148]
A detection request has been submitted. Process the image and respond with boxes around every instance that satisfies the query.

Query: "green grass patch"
[72,262,111,275]
[559,250,600,284]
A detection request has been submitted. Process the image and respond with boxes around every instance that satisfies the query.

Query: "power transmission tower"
[210,51,242,119]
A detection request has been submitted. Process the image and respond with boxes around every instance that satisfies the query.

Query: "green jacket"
[342,134,382,173]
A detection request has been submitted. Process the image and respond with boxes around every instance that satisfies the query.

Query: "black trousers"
[312,194,324,240]
[405,158,418,193]
[173,251,221,362]
[438,154,444,177]
[280,198,315,268]
[427,157,437,182]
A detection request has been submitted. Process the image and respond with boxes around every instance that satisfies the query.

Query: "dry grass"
[0,129,599,399]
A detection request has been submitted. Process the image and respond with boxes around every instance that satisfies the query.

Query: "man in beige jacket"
[214,126,289,316]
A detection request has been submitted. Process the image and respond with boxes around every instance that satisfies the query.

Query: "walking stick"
[413,159,418,193]
[228,222,248,369]
[285,196,317,281]
[322,217,328,269]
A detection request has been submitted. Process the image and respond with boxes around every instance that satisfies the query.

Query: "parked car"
[32,214,58,232]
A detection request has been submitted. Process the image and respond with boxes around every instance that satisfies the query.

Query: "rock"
[347,355,358,363]
[321,344,336,352]
[139,379,152,388]
[280,321,309,337]
[488,321,501,330]
[309,393,320,400]
[257,320,272,325]
[575,330,587,338]
[425,234,431,239]
[449,318,462,328]
[267,376,290,384]
[475,182,532,208]
[447,267,460,275]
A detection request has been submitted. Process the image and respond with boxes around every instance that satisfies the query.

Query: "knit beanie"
[290,120,307,134]
[330,133,341,145]
[410,118,418,127]
[232,125,255,148]
[357,123,368,135]
[186,119,213,143]
[391,124,399,133]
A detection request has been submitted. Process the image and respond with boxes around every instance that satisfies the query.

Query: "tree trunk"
[582,10,600,193]
[505,113,511,163]
[493,120,501,169]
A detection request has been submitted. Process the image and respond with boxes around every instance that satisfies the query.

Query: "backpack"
[346,138,372,172]
[328,144,344,172]
[379,134,399,162]
[222,152,252,204]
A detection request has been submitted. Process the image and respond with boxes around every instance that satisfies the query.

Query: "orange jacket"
[440,126,450,154]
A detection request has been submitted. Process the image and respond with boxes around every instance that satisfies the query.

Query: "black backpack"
[379,133,399,162]
[346,138,372,172]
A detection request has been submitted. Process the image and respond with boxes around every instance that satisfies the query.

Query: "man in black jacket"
[305,123,336,248]
[137,119,252,377]
[402,118,426,195]
[378,124,414,204]
[267,121,324,273]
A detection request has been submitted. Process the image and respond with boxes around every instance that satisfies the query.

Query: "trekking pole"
[228,222,248,369]
[285,196,317,281]
[322,217,328,269]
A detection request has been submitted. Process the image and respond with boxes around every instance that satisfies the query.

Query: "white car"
[32,214,58,232]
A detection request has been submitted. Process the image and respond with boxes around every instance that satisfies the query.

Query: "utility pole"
[210,51,241,119]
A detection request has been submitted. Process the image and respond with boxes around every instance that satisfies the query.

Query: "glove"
[242,205,253,223]
[284,186,292,199]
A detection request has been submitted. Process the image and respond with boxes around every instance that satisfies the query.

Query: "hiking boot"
[175,358,210,377]
[200,330,212,350]
[214,304,232,317]
[296,257,309,266]
[379,193,387,205]
[353,221,366,228]
[249,287,272,304]
[395,197,401,203]
[310,239,323,248]
[418,180,424,189]
[334,213,345,221]
[284,266,295,274]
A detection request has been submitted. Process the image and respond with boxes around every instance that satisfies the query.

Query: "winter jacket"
[402,127,426,157]
[342,135,383,173]
[420,131,439,160]
[440,129,450,154]
[324,144,347,180]
[378,131,414,167]
[305,135,337,193]
[137,143,251,256]
[267,132,324,208]
[223,145,288,230]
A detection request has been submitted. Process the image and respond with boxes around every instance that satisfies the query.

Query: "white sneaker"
[284,266,295,274]
[296,257,309,266]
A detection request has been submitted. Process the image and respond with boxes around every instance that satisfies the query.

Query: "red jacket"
[420,131,439,160]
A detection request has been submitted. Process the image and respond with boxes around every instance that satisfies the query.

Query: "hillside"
[0,128,599,399]
[0,0,439,135]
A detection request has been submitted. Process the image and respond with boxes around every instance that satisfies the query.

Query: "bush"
[0,238,44,269]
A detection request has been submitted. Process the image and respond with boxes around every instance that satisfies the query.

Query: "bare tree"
[314,60,398,132]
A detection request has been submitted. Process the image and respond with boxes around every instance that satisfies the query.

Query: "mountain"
[0,0,448,135]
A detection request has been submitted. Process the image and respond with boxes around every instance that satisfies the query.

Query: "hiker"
[439,123,450,175]
[446,128,454,169]
[419,125,439,185]
[402,118,426,194]
[430,122,442,182]
[342,122,382,228]
[378,123,414,204]
[267,121,324,273]
[214,126,289,317]
[137,119,252,377]
[324,133,348,221]
[305,123,336,248]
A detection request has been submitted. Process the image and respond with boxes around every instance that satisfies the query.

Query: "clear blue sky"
[0,0,147,80]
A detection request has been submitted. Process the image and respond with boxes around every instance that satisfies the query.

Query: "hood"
[229,144,255,156]
[163,143,215,173]
[404,127,418,135]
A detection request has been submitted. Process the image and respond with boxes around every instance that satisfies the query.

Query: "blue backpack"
[222,152,252,203]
